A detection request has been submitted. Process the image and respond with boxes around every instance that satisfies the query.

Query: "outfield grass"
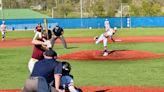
[0,28,164,89]
[6,27,164,39]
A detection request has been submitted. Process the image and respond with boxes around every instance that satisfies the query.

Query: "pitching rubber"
[115,39,122,42]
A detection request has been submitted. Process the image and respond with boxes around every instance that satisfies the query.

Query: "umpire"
[22,49,63,92]
[51,23,67,49]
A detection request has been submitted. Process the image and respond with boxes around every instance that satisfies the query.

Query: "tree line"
[2,0,164,18]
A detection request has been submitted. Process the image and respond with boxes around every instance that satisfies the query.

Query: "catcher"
[94,27,117,56]
[60,61,82,92]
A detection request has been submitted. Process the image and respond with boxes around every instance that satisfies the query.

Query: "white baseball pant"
[95,34,108,47]
[28,58,38,73]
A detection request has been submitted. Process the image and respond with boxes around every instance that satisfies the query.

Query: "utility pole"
[80,0,83,28]
[121,2,123,28]
[52,0,58,18]
[0,0,4,19]
[80,0,83,18]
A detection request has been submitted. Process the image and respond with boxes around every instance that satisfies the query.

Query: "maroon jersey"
[35,25,43,32]
[31,39,45,60]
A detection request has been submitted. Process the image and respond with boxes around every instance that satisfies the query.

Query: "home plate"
[115,39,122,42]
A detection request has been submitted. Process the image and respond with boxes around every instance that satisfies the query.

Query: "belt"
[31,58,38,62]
[29,77,39,80]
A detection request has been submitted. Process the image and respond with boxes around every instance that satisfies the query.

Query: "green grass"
[64,28,164,37]
[0,47,31,88]
[0,9,50,19]
[6,31,34,39]
[6,28,164,39]
[71,59,164,87]
[117,28,164,36]
[0,28,164,89]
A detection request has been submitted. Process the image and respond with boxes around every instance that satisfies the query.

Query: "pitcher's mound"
[58,50,164,60]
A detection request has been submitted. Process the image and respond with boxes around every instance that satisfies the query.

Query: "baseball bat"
[43,18,49,39]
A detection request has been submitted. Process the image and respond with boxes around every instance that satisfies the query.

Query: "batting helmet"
[42,29,52,39]
[62,61,71,75]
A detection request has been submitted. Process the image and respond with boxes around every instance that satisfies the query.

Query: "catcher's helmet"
[62,61,71,75]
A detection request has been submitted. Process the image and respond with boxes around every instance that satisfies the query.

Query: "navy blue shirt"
[31,59,62,83]
[52,27,64,36]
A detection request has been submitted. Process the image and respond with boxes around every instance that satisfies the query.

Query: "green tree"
[130,4,140,16]
[150,3,161,16]
[141,1,161,16]
[91,0,105,17]
[104,0,121,17]
[55,0,73,18]
[106,6,115,17]
[130,0,162,16]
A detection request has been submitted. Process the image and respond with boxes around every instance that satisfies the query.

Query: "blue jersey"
[31,59,62,83]
[52,27,64,36]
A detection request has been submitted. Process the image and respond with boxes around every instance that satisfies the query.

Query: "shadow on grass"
[67,46,79,49]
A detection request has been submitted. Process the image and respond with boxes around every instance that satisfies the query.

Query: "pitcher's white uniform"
[95,28,115,47]
[95,27,117,56]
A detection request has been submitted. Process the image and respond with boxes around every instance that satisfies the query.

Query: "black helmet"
[62,61,71,75]
[42,29,52,39]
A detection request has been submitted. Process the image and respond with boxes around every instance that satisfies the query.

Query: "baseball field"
[0,28,164,92]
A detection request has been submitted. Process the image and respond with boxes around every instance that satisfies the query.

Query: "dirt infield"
[79,86,164,92]
[58,50,164,60]
[0,36,164,48]
[1,86,164,92]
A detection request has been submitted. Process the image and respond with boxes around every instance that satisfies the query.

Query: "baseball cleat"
[94,36,98,41]
[103,52,108,56]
